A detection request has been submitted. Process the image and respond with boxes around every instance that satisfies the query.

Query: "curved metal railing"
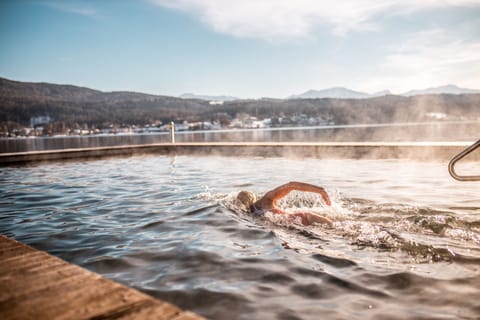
[448,139,480,181]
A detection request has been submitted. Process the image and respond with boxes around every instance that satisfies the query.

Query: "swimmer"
[237,181,332,226]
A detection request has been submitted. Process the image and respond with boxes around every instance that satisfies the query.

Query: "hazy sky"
[1,0,480,98]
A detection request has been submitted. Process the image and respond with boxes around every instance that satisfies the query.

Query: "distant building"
[243,117,271,129]
[30,115,52,128]
[426,112,447,120]
[189,121,222,130]
[160,121,189,131]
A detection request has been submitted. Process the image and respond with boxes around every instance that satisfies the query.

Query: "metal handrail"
[448,139,480,181]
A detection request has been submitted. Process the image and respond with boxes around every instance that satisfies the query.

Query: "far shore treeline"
[1,77,479,135]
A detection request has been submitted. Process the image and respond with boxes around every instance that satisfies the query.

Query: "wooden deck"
[0,235,206,320]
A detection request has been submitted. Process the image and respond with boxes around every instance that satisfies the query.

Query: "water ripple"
[1,156,479,320]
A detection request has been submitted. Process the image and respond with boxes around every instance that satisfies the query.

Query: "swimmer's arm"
[262,181,331,206]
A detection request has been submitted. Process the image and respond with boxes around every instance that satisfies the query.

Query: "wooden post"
[169,121,175,144]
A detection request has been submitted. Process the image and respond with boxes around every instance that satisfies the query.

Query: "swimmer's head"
[237,191,256,211]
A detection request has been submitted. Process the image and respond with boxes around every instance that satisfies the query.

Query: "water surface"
[2,121,479,153]
[0,156,479,319]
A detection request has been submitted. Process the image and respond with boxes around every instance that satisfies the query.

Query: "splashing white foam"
[211,189,480,263]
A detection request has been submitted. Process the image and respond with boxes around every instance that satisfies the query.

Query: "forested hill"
[1,77,479,128]
[0,77,209,127]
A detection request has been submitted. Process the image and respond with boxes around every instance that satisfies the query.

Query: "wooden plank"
[0,235,206,320]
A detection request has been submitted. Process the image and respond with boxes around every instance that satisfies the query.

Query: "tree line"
[1,77,479,133]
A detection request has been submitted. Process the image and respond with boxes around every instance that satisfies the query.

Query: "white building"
[30,115,52,127]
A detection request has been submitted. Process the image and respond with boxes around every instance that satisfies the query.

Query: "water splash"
[217,190,480,265]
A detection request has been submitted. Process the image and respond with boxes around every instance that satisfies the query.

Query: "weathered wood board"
[0,235,205,320]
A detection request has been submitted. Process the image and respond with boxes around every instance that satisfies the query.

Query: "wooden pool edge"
[0,235,206,320]
[0,142,478,165]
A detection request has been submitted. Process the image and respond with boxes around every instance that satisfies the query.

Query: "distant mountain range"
[289,85,480,100]
[402,84,480,96]
[179,93,239,101]
[178,84,480,101]
[288,87,391,100]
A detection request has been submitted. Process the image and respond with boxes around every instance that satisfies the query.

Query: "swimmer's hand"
[304,212,333,226]
[317,188,331,206]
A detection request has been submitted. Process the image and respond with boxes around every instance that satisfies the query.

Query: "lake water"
[2,121,479,153]
[1,155,479,319]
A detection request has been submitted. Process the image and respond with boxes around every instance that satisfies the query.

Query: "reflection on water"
[0,156,479,319]
[1,121,479,153]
